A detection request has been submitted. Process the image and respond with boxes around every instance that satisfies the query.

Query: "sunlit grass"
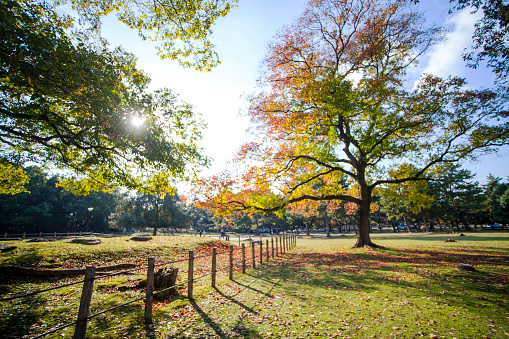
[1,232,508,338]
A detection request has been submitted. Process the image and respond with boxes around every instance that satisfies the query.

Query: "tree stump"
[131,236,152,242]
[28,237,59,242]
[154,267,179,299]
[138,267,178,300]
[71,238,102,245]
[456,263,478,272]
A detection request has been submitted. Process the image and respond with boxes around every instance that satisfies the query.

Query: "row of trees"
[1,163,507,235]
[0,167,216,235]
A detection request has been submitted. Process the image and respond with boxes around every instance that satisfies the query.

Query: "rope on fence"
[0,278,86,302]
[30,318,82,339]
[155,256,188,267]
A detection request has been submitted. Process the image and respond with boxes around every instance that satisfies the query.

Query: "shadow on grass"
[232,277,280,299]
[189,299,229,339]
[372,233,509,243]
[213,286,259,316]
[0,294,46,339]
[1,247,44,267]
[245,247,509,313]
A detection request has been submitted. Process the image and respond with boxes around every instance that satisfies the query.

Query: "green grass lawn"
[1,232,508,338]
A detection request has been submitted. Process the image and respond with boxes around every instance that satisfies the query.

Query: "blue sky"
[102,0,508,184]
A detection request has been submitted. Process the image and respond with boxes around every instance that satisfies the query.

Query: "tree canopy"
[54,0,237,71]
[1,0,214,193]
[192,0,508,248]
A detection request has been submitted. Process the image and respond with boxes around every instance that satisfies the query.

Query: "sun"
[131,116,144,127]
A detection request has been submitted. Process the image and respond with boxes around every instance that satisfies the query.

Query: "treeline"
[219,164,509,234]
[1,165,508,235]
[0,167,216,234]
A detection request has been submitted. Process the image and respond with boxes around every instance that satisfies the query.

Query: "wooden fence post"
[259,241,263,265]
[271,237,274,258]
[67,231,70,237]
[229,245,233,280]
[145,257,155,324]
[39,232,42,239]
[275,237,278,256]
[241,244,246,274]
[188,250,194,299]
[266,240,269,261]
[212,247,217,288]
[22,232,25,240]
[238,234,241,246]
[251,242,256,269]
[74,266,96,339]
[281,237,284,254]
[3,233,6,239]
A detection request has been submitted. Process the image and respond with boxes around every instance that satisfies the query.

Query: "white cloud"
[421,8,482,78]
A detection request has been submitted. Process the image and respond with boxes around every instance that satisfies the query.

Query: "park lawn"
[156,232,509,339]
[1,232,508,338]
[0,235,228,338]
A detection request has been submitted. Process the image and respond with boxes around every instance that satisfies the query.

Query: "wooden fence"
[0,234,297,338]
[1,231,99,241]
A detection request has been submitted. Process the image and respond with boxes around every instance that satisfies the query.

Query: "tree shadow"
[0,294,45,339]
[189,300,229,339]
[213,286,259,316]
[245,247,509,312]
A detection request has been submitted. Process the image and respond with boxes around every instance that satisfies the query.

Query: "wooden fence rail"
[1,231,98,240]
[0,234,297,338]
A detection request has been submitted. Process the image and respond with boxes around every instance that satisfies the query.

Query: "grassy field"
[1,232,508,338]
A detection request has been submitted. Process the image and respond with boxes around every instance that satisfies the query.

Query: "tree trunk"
[404,217,412,233]
[353,173,380,248]
[306,222,310,236]
[353,200,375,247]
[325,211,331,237]
[254,214,260,233]
[152,227,158,236]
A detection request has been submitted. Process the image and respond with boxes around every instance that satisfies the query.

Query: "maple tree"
[192,0,508,248]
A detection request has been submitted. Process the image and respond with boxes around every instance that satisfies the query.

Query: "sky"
[101,0,508,187]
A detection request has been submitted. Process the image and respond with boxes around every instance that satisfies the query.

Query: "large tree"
[193,0,508,248]
[1,0,236,193]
